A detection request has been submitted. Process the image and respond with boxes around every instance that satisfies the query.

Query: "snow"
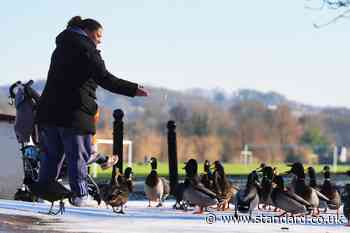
[0,199,348,233]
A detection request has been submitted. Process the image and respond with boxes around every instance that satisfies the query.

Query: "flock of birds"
[171,160,350,223]
[22,157,350,225]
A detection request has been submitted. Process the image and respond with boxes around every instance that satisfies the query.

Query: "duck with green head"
[271,175,312,216]
[183,159,218,214]
[343,184,350,226]
[259,166,275,210]
[320,168,341,216]
[23,176,72,215]
[234,170,260,219]
[200,160,214,191]
[287,162,330,216]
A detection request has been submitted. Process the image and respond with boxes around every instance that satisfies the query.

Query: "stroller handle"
[9,80,40,103]
[9,81,21,99]
[24,80,40,103]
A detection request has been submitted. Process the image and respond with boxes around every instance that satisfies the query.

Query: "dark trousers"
[38,126,92,197]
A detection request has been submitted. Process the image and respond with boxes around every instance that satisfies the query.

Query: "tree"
[306,0,350,28]
[274,105,301,145]
[299,127,332,163]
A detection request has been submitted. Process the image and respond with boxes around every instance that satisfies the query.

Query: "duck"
[287,162,329,215]
[14,185,38,202]
[182,159,219,214]
[212,160,237,210]
[86,174,102,206]
[259,166,274,210]
[23,176,72,215]
[99,167,133,214]
[320,169,341,216]
[144,157,170,207]
[200,160,214,191]
[307,166,318,189]
[271,175,312,216]
[343,184,350,226]
[173,181,189,210]
[234,170,260,218]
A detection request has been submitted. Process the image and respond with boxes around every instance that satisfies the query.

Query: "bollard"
[167,120,178,195]
[112,109,124,183]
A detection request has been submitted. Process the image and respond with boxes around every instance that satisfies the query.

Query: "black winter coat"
[36,29,138,134]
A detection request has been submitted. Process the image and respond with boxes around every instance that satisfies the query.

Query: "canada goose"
[182,159,218,214]
[234,170,260,218]
[212,160,237,210]
[23,176,72,215]
[271,175,312,216]
[144,157,170,207]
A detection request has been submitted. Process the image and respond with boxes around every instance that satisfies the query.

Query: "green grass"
[90,162,350,181]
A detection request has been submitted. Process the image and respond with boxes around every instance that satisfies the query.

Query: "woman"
[36,16,148,207]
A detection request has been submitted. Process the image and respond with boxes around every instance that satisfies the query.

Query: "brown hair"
[67,16,102,31]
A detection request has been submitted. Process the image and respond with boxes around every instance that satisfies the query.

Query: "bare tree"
[306,0,350,27]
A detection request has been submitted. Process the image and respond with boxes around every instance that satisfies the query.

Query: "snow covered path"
[0,199,348,233]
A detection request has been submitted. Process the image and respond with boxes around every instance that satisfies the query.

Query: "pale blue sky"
[1,0,350,107]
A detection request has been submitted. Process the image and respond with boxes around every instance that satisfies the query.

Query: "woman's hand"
[135,86,149,97]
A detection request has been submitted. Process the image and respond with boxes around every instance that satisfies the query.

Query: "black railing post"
[167,120,178,195]
[112,109,124,180]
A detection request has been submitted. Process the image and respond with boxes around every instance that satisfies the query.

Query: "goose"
[144,157,170,207]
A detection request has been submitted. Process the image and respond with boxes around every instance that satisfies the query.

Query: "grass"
[90,162,350,181]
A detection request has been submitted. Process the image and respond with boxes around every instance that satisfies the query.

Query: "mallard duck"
[14,185,38,202]
[307,166,318,189]
[320,170,341,216]
[144,157,170,207]
[99,167,133,214]
[173,181,189,210]
[23,176,72,215]
[271,175,312,216]
[212,160,237,210]
[287,162,329,215]
[343,184,350,226]
[200,160,214,191]
[234,170,260,218]
[259,166,274,210]
[183,159,218,214]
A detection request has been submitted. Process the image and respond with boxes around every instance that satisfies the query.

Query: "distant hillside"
[2,79,350,163]
[0,79,344,116]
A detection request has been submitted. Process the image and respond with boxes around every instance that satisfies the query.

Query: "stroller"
[9,80,101,204]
